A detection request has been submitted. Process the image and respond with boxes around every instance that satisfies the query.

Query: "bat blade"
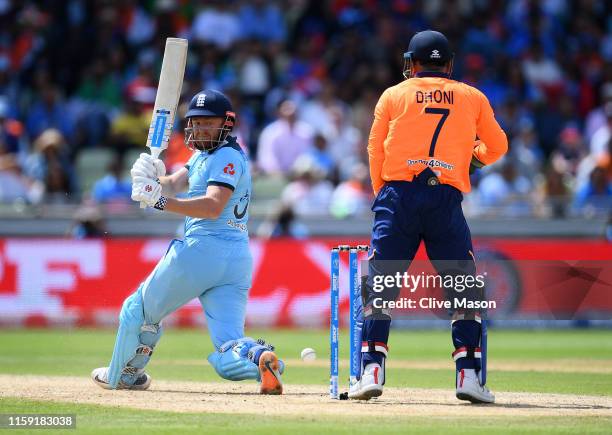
[146,37,188,158]
[140,37,187,208]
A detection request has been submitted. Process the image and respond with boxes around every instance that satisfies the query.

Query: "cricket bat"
[141,37,188,208]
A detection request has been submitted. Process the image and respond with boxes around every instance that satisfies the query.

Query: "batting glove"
[131,153,166,180]
[131,176,162,207]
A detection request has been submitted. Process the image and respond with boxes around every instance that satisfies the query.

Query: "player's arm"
[158,167,189,197]
[472,91,508,168]
[163,185,232,219]
[368,89,391,195]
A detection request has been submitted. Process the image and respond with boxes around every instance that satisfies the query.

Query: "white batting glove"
[131,153,166,180]
[131,176,162,207]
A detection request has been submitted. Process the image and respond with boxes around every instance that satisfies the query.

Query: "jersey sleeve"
[472,89,508,166]
[368,88,391,195]
[207,147,244,191]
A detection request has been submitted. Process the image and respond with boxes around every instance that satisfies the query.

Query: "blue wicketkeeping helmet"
[184,89,236,151]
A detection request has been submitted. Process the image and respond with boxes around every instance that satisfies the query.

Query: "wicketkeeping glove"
[131,153,166,180]
[469,155,485,175]
[131,176,162,207]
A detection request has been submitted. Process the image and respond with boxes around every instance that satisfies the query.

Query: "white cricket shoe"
[348,363,383,400]
[91,367,151,391]
[455,368,495,403]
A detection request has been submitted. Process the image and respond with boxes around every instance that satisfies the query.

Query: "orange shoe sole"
[259,351,283,395]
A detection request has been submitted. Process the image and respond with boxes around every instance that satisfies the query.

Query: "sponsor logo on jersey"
[223,163,235,176]
[406,158,454,170]
[227,219,248,232]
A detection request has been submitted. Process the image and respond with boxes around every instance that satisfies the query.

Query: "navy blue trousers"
[362,169,481,372]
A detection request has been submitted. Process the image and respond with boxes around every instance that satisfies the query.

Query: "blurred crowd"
[0,0,611,231]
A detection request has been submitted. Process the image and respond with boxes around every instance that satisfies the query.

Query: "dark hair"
[416,60,449,71]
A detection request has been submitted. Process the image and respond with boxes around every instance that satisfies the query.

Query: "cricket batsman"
[349,30,507,403]
[92,90,283,395]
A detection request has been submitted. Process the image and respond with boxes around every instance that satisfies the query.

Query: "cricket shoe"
[455,368,495,403]
[348,363,383,400]
[259,351,283,395]
[91,367,151,391]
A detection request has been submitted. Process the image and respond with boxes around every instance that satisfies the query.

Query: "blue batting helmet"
[184,90,236,151]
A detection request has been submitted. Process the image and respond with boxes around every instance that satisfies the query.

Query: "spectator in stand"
[329,163,372,218]
[299,80,348,138]
[521,44,564,96]
[590,102,612,159]
[256,204,309,239]
[124,52,158,107]
[509,119,543,182]
[23,129,78,203]
[303,133,335,179]
[573,166,612,214]
[236,39,273,127]
[257,100,313,175]
[0,139,38,204]
[25,81,75,146]
[91,157,132,205]
[537,165,571,218]
[0,1,609,220]
[0,96,25,155]
[109,89,151,158]
[577,106,612,190]
[280,154,333,217]
[76,58,122,111]
[584,83,612,142]
[322,105,361,181]
[191,0,242,50]
[70,204,107,239]
[477,159,532,216]
[551,126,587,177]
[0,55,18,106]
[351,86,379,144]
[239,0,287,43]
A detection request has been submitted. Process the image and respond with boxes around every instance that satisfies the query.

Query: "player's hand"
[131,176,162,206]
[131,153,166,180]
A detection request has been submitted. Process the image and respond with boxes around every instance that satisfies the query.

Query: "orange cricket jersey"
[368,73,508,194]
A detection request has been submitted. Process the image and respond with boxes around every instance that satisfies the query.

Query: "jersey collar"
[415,71,450,78]
[208,136,242,154]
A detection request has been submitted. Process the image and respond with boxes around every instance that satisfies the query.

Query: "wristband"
[154,195,167,211]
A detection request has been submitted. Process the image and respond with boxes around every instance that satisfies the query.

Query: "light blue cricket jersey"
[183,136,251,241]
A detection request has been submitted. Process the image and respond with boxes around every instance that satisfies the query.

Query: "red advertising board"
[0,238,610,327]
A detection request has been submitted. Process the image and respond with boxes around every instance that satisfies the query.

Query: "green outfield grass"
[1,398,611,435]
[1,328,611,434]
[1,328,611,395]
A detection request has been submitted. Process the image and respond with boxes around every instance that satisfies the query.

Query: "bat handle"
[140,147,163,209]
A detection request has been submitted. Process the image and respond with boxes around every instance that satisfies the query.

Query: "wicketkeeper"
[349,30,507,403]
[92,90,283,395]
